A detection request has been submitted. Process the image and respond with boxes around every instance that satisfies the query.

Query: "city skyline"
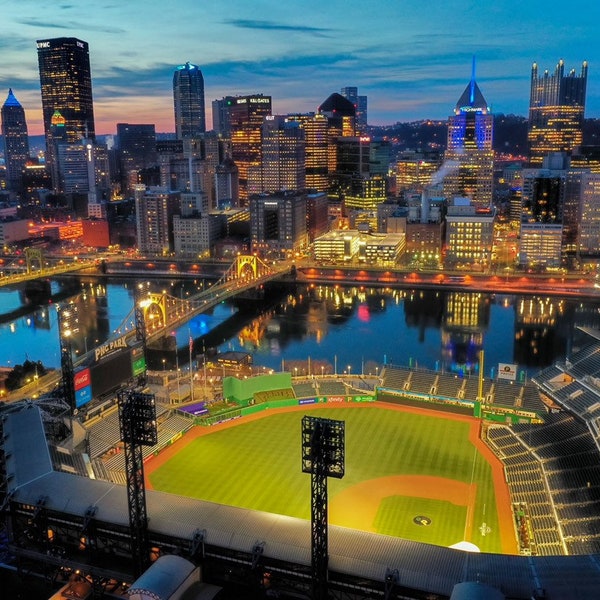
[1,2,600,135]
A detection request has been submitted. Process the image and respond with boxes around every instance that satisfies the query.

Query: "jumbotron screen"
[90,348,133,399]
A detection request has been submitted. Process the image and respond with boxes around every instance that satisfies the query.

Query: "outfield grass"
[148,405,503,552]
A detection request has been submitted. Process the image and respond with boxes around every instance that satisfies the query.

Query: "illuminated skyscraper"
[318,92,356,199]
[340,86,368,132]
[443,61,494,208]
[286,113,329,192]
[1,89,30,194]
[173,62,206,139]
[528,60,588,166]
[36,37,95,191]
[248,116,305,195]
[227,94,272,203]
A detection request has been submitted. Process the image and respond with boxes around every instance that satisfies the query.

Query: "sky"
[1,0,600,135]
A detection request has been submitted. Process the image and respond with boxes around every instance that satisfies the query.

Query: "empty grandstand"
[5,355,600,598]
[379,365,546,422]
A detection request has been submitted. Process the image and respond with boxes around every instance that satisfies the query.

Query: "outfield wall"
[223,373,292,403]
[376,388,541,423]
[377,388,474,416]
[196,394,375,426]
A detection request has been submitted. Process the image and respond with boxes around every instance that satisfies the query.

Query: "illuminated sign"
[327,396,345,403]
[299,398,317,405]
[75,385,92,407]
[250,97,270,103]
[77,41,85,49]
[132,356,146,377]
[74,368,91,391]
[498,362,517,381]
[37,41,51,49]
[95,336,128,362]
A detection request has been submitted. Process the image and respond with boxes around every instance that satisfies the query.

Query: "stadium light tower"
[134,284,149,386]
[57,302,79,414]
[118,388,157,577]
[301,415,345,600]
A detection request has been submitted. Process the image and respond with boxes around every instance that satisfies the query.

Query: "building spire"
[470,55,476,104]
[4,88,22,108]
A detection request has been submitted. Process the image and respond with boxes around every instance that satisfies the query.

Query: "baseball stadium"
[3,334,600,599]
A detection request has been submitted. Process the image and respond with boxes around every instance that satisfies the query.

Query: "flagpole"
[189,329,194,402]
[203,341,207,400]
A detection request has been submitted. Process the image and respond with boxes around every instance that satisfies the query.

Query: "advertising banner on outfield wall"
[498,363,517,381]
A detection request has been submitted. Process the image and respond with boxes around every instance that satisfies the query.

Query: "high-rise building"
[212,96,237,136]
[528,60,588,166]
[1,89,30,195]
[228,94,272,203]
[395,151,443,193]
[444,198,495,269]
[579,173,600,256]
[340,86,368,132]
[215,158,239,209]
[286,113,329,192]
[443,63,494,209]
[116,123,157,194]
[248,116,306,195]
[173,62,206,139]
[36,37,96,191]
[318,92,356,200]
[135,186,181,255]
[249,190,308,257]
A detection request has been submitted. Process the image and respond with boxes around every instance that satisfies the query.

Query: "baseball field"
[146,402,516,554]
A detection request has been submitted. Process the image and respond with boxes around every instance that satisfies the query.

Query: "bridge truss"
[93,255,285,353]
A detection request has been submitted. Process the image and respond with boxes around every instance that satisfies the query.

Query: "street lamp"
[162,358,166,371]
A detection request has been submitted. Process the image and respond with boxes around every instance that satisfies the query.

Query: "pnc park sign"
[95,335,129,362]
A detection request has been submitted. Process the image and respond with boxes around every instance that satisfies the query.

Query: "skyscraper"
[248,116,306,195]
[528,60,588,166]
[116,123,157,194]
[36,37,96,192]
[228,94,272,203]
[173,62,206,139]
[1,89,30,194]
[443,61,494,208]
[286,113,329,192]
[340,86,368,132]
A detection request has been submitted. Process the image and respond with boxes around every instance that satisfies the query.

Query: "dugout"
[223,372,292,404]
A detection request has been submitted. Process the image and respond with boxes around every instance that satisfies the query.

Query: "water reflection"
[1,277,600,380]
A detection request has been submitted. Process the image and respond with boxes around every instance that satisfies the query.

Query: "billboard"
[74,367,93,408]
[498,363,517,381]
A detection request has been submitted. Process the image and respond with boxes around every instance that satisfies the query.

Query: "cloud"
[15,18,125,34]
[224,19,333,36]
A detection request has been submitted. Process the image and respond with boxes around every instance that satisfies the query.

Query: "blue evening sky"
[1,1,599,134]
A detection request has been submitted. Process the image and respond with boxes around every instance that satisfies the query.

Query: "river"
[1,275,599,380]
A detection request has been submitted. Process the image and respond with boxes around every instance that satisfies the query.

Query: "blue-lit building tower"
[1,89,30,195]
[443,60,494,208]
[173,62,206,139]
